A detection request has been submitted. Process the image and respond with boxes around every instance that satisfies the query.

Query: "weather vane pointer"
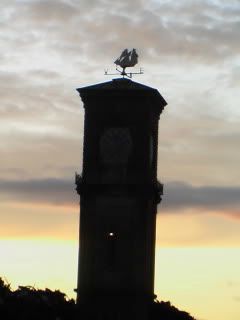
[105,48,143,78]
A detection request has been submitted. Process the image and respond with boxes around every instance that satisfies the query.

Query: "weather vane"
[104,48,143,78]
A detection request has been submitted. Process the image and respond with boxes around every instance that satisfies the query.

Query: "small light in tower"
[109,232,114,237]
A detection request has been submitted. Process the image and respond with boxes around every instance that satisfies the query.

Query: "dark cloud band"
[0,179,240,215]
[161,182,240,211]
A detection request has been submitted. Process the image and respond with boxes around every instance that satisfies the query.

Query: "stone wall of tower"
[75,78,167,319]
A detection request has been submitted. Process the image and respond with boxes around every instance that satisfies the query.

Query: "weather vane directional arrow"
[104,48,144,78]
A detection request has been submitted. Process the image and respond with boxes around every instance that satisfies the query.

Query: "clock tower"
[75,77,167,320]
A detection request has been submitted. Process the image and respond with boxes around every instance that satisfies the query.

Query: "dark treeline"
[0,278,196,320]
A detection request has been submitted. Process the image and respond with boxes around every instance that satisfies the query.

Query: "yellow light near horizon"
[156,209,240,247]
[155,248,240,320]
[1,239,240,320]
[1,202,240,320]
[1,201,240,247]
[0,239,78,299]
[0,202,78,240]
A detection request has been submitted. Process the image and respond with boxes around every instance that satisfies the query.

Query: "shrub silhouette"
[0,277,196,320]
[150,300,196,320]
[0,278,75,320]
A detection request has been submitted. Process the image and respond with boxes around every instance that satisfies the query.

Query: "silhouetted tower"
[75,78,167,320]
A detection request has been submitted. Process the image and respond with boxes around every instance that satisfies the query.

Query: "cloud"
[23,0,77,23]
[0,178,240,219]
[0,178,76,205]
[1,0,240,67]
[161,182,240,213]
[0,0,239,227]
[1,0,239,128]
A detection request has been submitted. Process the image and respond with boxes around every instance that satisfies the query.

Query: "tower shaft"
[75,78,167,319]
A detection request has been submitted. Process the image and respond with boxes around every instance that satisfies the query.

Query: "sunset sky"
[0,1,240,319]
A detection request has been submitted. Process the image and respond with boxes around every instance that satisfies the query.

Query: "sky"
[0,0,240,319]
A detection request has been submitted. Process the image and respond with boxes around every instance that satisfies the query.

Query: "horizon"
[1,1,240,320]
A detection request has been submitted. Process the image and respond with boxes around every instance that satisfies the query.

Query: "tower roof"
[77,78,167,109]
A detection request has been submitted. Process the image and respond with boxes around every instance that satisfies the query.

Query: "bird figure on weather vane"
[105,48,143,78]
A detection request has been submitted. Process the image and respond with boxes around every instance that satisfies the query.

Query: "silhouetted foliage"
[0,277,75,320]
[0,277,196,320]
[150,300,196,320]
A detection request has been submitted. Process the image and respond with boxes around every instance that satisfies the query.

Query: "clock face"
[100,127,132,165]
